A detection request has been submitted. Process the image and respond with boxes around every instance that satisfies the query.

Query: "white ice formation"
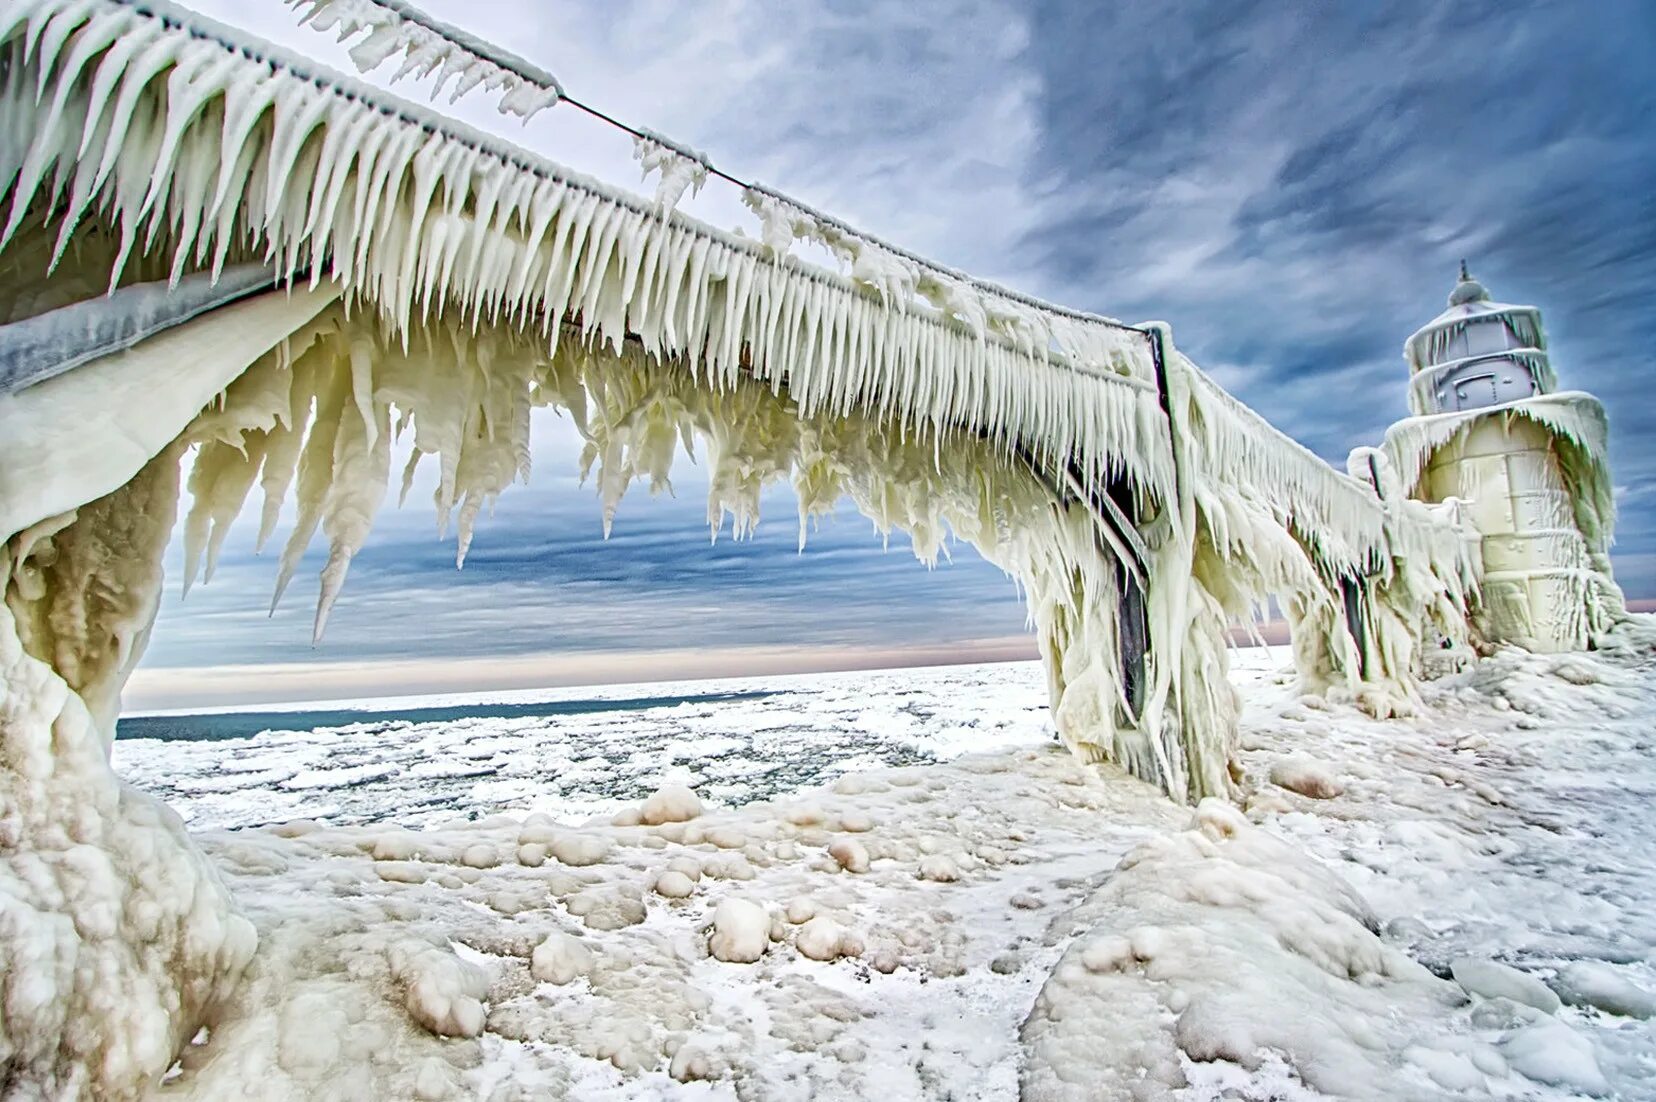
[287,0,563,119]
[0,1,1626,1097]
[1375,268,1623,651]
[632,135,708,215]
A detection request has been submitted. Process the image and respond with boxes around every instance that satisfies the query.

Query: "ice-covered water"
[114,662,1052,830]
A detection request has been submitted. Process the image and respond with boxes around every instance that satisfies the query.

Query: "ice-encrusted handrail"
[0,0,1482,582]
[1177,361,1394,573]
[0,0,1176,508]
[66,0,1155,381]
[286,0,1148,339]
[272,0,1484,587]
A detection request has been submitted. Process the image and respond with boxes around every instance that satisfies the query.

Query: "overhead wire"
[289,0,1148,336]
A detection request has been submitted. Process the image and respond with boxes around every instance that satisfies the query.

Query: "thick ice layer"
[98,631,1656,1099]
[1,455,256,1101]
[1383,394,1623,651]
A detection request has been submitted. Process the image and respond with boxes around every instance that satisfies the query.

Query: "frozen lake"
[114,661,1054,830]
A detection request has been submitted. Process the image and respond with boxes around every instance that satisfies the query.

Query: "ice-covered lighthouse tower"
[1382,264,1624,651]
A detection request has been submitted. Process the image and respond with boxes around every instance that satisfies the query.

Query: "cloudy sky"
[132,0,1656,708]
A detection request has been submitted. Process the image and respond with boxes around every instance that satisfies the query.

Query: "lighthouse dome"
[1402,264,1554,416]
[1447,260,1491,306]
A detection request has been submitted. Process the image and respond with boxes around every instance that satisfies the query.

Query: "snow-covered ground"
[115,629,1656,1100]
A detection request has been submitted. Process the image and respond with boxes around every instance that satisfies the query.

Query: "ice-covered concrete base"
[1,456,255,1099]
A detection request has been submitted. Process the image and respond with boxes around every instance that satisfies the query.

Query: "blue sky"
[135,1,1656,706]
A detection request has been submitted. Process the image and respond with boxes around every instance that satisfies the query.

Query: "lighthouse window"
[1438,318,1515,362]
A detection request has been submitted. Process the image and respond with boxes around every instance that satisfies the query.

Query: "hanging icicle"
[633,135,708,214]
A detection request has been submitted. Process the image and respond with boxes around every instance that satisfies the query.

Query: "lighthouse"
[1378,264,1624,652]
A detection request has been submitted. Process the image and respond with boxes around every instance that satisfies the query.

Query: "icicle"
[633,135,708,215]
[287,0,563,119]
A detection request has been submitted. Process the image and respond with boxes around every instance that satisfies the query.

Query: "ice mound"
[708,898,770,963]
[1021,800,1463,1101]
[640,783,703,826]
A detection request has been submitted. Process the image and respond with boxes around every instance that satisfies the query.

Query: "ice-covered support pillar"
[1133,323,1239,803]
[0,283,338,1098]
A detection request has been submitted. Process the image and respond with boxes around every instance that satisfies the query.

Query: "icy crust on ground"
[1227,624,1656,1099]
[1028,628,1656,1101]
[1021,800,1463,1101]
[108,631,1656,1100]
[150,745,1183,1100]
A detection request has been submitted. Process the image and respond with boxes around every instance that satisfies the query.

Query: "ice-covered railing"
[0,0,1173,508]
[0,0,1471,568]
[290,0,1157,371]
[0,0,1486,725]
[1174,358,1394,577]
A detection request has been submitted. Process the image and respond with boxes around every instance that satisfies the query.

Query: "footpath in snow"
[122,625,1656,1101]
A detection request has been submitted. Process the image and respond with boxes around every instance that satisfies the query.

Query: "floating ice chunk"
[701,853,756,881]
[372,832,420,861]
[412,1058,460,1100]
[837,810,874,833]
[796,916,862,962]
[709,898,769,963]
[1402,1043,1488,1092]
[460,843,499,869]
[669,1044,716,1082]
[386,939,489,1038]
[550,833,610,867]
[1552,960,1656,1019]
[653,870,695,899]
[1500,1018,1608,1095]
[518,817,557,846]
[566,885,645,930]
[666,856,702,882]
[1451,958,1560,1014]
[918,855,959,883]
[530,932,593,985]
[784,803,827,827]
[704,825,746,850]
